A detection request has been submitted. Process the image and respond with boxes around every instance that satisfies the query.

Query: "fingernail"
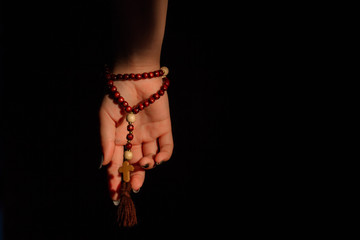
[132,188,140,193]
[113,200,120,206]
[141,163,150,169]
[99,154,104,169]
[156,161,164,166]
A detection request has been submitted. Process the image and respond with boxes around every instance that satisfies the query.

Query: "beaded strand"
[106,66,170,114]
[105,66,166,81]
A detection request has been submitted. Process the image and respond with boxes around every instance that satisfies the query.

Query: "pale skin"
[99,0,173,201]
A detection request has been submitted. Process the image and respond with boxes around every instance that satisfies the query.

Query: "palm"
[99,78,173,200]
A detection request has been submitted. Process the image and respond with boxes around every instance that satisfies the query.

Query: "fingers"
[139,132,174,168]
[99,109,116,166]
[139,140,158,169]
[155,131,174,165]
[128,144,145,191]
[130,166,145,192]
[107,145,123,201]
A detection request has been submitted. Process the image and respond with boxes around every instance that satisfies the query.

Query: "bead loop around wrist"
[104,65,168,81]
[105,66,170,115]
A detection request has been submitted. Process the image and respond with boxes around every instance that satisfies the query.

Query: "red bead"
[161,85,168,91]
[154,71,160,77]
[159,70,164,76]
[111,74,116,80]
[142,73,149,79]
[148,97,155,104]
[117,74,122,79]
[125,143,132,150]
[125,106,132,113]
[122,101,128,107]
[135,74,142,80]
[123,74,129,80]
[143,101,149,107]
[132,108,139,114]
[127,133,134,140]
[114,92,120,99]
[117,96,124,103]
[130,73,135,79]
[107,80,114,86]
[110,86,117,93]
[158,89,164,96]
[138,103,144,110]
[105,74,111,80]
[153,93,160,100]
[163,77,170,86]
[149,72,154,78]
[127,124,134,131]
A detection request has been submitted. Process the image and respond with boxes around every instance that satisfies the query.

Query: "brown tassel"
[117,181,137,227]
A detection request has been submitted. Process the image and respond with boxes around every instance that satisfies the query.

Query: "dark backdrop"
[0,1,258,239]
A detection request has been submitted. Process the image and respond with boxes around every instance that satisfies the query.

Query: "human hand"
[99,69,173,201]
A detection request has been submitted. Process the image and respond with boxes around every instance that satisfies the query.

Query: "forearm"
[111,0,168,72]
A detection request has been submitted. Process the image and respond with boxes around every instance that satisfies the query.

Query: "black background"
[1,2,336,239]
[0,1,261,239]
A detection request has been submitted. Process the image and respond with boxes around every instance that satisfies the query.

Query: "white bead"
[161,66,169,76]
[113,200,120,206]
[126,113,136,123]
[124,150,133,160]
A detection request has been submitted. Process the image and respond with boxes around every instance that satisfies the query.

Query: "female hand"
[99,68,173,201]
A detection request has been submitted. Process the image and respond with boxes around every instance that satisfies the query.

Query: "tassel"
[117,181,137,227]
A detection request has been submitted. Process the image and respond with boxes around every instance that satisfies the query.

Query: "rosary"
[104,65,170,227]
